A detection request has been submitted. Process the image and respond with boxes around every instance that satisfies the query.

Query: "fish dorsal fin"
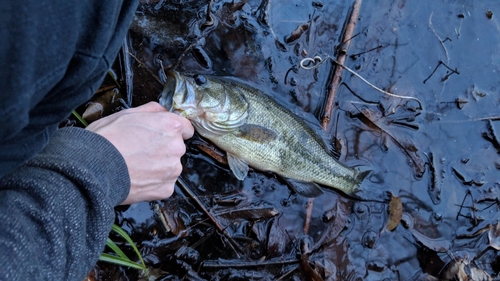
[234,124,278,143]
[227,153,249,180]
[283,178,324,198]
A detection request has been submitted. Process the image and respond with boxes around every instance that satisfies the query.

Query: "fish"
[159,70,369,198]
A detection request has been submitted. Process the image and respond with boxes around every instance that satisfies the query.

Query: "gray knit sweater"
[0,128,130,280]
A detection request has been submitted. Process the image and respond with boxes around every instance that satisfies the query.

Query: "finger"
[123,102,167,114]
[179,118,194,140]
[162,112,194,140]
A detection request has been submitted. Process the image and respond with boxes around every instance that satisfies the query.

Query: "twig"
[349,44,384,60]
[126,51,163,86]
[172,41,198,70]
[122,35,134,106]
[334,60,422,109]
[428,11,450,63]
[303,198,314,235]
[423,60,460,84]
[275,265,299,280]
[200,258,299,269]
[176,177,244,257]
[95,85,118,95]
[320,0,363,130]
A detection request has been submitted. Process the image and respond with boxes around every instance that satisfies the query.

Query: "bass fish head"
[160,70,249,136]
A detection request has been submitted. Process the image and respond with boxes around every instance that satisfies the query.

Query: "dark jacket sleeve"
[0,0,138,176]
[0,0,139,279]
[0,127,130,280]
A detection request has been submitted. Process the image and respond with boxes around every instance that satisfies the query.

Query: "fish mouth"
[159,70,184,112]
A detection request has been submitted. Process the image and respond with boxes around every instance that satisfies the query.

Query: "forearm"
[0,127,130,280]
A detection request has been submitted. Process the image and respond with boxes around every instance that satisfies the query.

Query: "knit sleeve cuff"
[32,126,131,206]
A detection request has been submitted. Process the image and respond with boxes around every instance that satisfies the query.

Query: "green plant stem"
[71,110,88,127]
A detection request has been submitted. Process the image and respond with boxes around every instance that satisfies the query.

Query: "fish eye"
[194,74,207,85]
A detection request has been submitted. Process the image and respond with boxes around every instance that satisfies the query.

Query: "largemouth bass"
[160,70,368,197]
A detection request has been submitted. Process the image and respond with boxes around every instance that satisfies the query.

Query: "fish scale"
[160,70,367,197]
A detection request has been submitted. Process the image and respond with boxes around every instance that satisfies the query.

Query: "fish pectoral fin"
[234,124,278,143]
[283,178,324,198]
[227,153,249,180]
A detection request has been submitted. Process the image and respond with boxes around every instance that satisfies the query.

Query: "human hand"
[86,102,194,205]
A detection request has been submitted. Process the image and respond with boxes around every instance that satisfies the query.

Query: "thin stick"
[333,60,422,108]
[200,258,299,269]
[320,0,363,130]
[94,85,117,95]
[428,12,449,63]
[303,198,314,235]
[176,177,244,257]
[126,51,163,86]
[122,36,134,107]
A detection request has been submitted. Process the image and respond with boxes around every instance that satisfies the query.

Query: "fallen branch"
[320,0,363,130]
[305,0,362,237]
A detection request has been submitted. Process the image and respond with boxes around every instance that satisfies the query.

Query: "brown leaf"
[386,195,402,231]
[299,254,324,281]
[267,216,288,257]
[285,23,310,44]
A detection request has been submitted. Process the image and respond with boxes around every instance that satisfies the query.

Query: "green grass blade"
[111,224,146,268]
[107,70,121,88]
[99,253,145,270]
[105,237,128,260]
[71,110,89,127]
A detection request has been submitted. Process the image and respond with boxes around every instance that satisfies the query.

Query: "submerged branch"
[304,0,362,237]
[320,0,363,130]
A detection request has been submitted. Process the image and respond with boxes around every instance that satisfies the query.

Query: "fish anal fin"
[283,178,324,198]
[235,124,277,143]
[227,153,249,180]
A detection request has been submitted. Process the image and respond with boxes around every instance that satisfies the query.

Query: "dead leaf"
[285,23,310,44]
[299,255,324,281]
[387,195,402,231]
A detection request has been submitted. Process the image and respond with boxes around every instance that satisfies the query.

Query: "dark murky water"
[94,0,500,280]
